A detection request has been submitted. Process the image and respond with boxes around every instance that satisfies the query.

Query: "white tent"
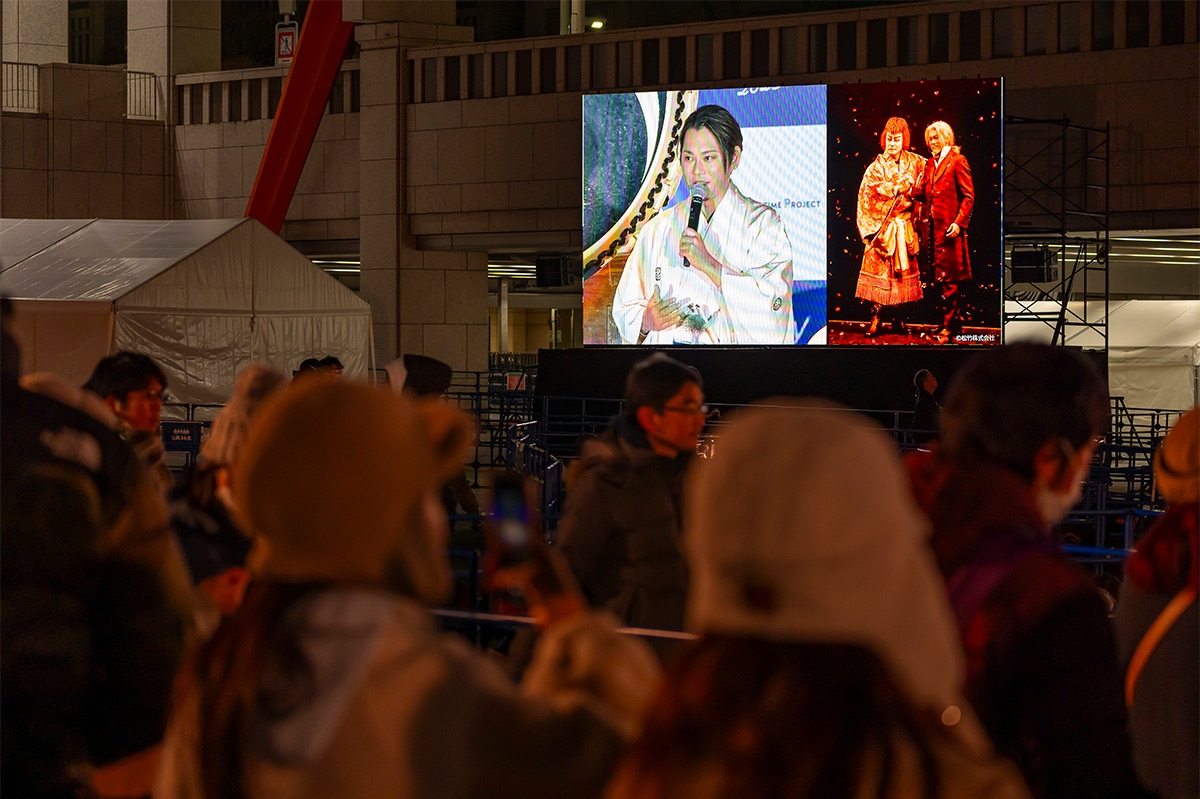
[1005,300,1200,410]
[1,218,374,405]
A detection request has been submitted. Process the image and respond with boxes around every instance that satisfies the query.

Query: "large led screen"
[582,78,1003,347]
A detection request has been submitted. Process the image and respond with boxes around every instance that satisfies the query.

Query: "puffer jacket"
[557,418,691,632]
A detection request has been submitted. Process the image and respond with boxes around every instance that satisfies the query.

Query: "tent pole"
[106,304,116,354]
[368,318,376,381]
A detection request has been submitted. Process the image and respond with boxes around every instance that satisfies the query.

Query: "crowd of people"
[2,294,1196,799]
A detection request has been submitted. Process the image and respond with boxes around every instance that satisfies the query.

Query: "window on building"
[267,76,282,118]
[642,39,660,84]
[1058,2,1080,52]
[1161,0,1185,45]
[1092,3,1114,50]
[697,34,714,81]
[492,52,508,97]
[928,13,949,62]
[1025,5,1047,55]
[209,82,223,123]
[190,85,204,124]
[444,57,460,101]
[993,7,1014,57]
[779,26,800,74]
[837,21,857,70]
[229,79,243,121]
[616,41,633,87]
[423,57,437,101]
[1126,1,1149,47]
[592,44,613,89]
[515,49,532,95]
[350,69,360,112]
[248,80,262,120]
[750,28,769,77]
[468,53,485,99]
[566,46,581,91]
[723,31,742,79]
[668,36,686,83]
[960,10,981,60]
[539,48,557,92]
[808,24,828,72]
[68,0,128,66]
[866,18,887,68]
[897,16,918,65]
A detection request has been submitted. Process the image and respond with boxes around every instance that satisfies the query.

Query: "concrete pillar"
[127,0,220,76]
[127,0,220,125]
[356,23,489,371]
[3,0,68,64]
[357,27,404,364]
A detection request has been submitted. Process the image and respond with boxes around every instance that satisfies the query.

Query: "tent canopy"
[1005,300,1200,410]
[2,218,373,405]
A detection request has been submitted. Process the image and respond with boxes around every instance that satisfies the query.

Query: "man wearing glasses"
[557,354,707,641]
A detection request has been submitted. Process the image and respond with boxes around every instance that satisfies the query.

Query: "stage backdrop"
[826,79,1004,346]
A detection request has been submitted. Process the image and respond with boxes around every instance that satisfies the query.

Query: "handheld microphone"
[684,185,707,267]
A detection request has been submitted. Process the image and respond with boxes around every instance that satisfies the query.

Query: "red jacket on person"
[916,147,974,283]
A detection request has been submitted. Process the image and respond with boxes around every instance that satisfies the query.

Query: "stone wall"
[1,63,168,219]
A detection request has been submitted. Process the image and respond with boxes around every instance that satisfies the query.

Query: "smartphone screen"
[490,471,533,569]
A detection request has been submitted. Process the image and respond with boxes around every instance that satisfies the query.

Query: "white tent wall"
[3,218,373,406]
[8,299,112,385]
[1004,300,1200,411]
[114,219,372,404]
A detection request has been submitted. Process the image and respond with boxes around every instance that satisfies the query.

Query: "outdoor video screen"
[582,78,1003,346]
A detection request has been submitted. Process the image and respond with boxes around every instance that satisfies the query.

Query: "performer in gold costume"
[855,117,925,337]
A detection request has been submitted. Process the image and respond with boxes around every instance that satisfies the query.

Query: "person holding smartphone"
[156,380,660,799]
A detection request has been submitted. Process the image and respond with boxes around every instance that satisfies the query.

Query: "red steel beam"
[245,0,355,233]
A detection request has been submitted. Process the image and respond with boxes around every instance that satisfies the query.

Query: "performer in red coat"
[915,121,974,343]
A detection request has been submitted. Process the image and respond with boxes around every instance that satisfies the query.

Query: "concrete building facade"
[2,0,1197,371]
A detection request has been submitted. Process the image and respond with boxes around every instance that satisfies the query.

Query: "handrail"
[2,62,40,113]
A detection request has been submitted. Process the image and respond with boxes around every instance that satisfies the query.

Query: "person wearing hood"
[155,379,660,799]
[906,343,1151,799]
[556,353,706,635]
[607,401,1031,799]
[1115,406,1198,799]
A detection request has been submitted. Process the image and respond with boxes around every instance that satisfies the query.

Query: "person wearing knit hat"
[1115,406,1199,799]
[607,401,1030,799]
[157,379,660,799]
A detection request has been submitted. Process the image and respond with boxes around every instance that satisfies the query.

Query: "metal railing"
[126,70,159,119]
[2,62,40,113]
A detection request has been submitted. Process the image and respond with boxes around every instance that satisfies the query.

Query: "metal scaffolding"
[1003,116,1110,350]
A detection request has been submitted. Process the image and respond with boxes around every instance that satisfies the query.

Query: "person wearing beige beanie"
[607,401,1030,799]
[155,379,659,799]
[1115,406,1198,799]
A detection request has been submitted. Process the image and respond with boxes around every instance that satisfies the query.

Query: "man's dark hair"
[82,351,167,401]
[625,353,703,422]
[680,105,743,167]
[316,355,344,372]
[940,343,1108,481]
[292,357,321,378]
[401,354,452,397]
[913,369,932,391]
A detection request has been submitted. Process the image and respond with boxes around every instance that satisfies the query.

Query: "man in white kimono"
[613,104,796,345]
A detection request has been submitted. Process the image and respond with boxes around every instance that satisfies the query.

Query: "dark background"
[825,79,1004,334]
[537,346,1108,412]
